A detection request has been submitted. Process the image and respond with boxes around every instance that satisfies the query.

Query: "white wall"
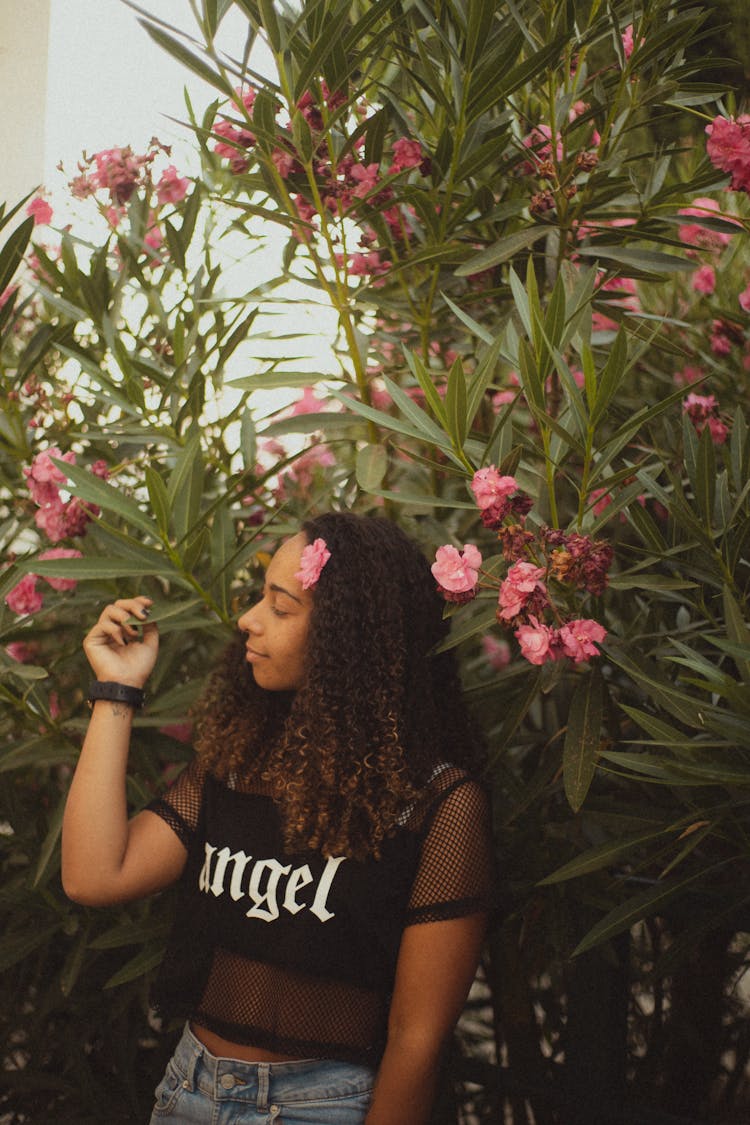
[0,0,51,206]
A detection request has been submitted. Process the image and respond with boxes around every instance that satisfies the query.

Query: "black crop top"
[147,758,492,1066]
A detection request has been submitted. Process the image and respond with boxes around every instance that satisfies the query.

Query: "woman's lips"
[245,646,267,662]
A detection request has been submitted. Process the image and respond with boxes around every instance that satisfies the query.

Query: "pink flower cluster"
[67,142,189,262]
[432,467,610,666]
[23,447,108,543]
[5,549,83,616]
[471,467,533,528]
[431,544,482,603]
[682,393,729,444]
[26,196,54,226]
[213,82,427,281]
[705,116,750,193]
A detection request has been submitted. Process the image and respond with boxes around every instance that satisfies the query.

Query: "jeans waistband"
[172,1023,374,1106]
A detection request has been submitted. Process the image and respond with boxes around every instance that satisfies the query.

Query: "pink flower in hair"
[295,537,331,589]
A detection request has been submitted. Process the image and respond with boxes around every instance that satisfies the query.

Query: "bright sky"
[44,0,254,194]
[43,0,338,384]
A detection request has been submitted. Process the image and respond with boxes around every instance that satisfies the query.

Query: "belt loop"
[183,1029,202,1091]
[256,1062,270,1110]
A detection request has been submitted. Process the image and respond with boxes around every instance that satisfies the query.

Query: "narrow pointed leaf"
[563,666,604,812]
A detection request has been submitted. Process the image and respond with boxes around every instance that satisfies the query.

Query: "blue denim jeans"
[149,1023,375,1124]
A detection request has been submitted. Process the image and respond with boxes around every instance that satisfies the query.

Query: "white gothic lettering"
[198,843,346,924]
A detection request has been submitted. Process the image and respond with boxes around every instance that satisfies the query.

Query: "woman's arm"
[62,597,187,905]
[365,911,487,1125]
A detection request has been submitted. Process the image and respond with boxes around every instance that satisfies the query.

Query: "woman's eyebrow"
[269,582,302,604]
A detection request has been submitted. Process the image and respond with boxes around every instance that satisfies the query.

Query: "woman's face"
[237,533,314,692]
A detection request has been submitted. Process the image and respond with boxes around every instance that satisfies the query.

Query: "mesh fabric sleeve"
[405,778,492,926]
[146,756,207,849]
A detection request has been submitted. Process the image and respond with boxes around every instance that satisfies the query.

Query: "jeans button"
[220,1073,236,1089]
[270,1106,280,1114]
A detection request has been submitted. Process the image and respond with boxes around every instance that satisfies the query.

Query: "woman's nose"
[238,603,262,634]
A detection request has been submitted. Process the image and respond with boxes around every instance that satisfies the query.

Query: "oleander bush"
[1,1,750,1121]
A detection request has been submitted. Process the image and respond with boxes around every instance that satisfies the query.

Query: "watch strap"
[87,680,145,709]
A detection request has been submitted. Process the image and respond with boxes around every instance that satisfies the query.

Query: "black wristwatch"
[87,681,146,709]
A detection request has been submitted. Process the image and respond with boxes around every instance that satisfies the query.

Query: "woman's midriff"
[191,1021,302,1063]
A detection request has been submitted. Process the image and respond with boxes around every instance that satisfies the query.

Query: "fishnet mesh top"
[148,758,491,1065]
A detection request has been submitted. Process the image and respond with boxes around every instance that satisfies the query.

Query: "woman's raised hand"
[83,597,158,688]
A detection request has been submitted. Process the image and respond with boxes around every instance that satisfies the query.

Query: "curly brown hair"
[192,512,483,859]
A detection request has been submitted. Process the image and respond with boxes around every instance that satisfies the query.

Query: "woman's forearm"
[365,1034,441,1125]
[61,699,136,903]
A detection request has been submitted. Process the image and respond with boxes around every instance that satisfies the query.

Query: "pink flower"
[470,467,519,510]
[710,329,732,355]
[515,616,556,665]
[673,364,704,386]
[482,635,511,670]
[34,501,72,543]
[350,162,381,198]
[678,198,737,250]
[5,575,44,616]
[692,264,716,295]
[589,487,613,517]
[26,196,53,225]
[156,165,189,205]
[271,148,296,177]
[707,416,729,444]
[559,618,607,662]
[144,224,164,253]
[389,138,423,172]
[295,537,331,589]
[38,548,83,591]
[739,283,750,312]
[705,116,750,193]
[92,146,150,204]
[622,25,635,59]
[431,544,482,601]
[290,387,322,415]
[23,448,75,506]
[6,641,37,663]
[497,561,547,621]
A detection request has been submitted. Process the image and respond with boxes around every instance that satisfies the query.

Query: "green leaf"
[52,459,158,540]
[145,467,170,537]
[0,217,33,295]
[539,825,674,885]
[29,556,176,580]
[722,585,750,683]
[572,859,734,956]
[563,666,604,813]
[0,924,61,973]
[138,19,233,97]
[34,792,66,887]
[167,433,204,543]
[455,227,551,277]
[445,357,468,449]
[577,245,697,275]
[356,444,388,491]
[104,945,165,989]
[402,348,449,427]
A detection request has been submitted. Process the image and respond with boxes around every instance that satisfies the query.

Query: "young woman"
[62,512,492,1124]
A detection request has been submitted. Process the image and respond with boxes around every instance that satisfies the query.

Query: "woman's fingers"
[84,598,156,665]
